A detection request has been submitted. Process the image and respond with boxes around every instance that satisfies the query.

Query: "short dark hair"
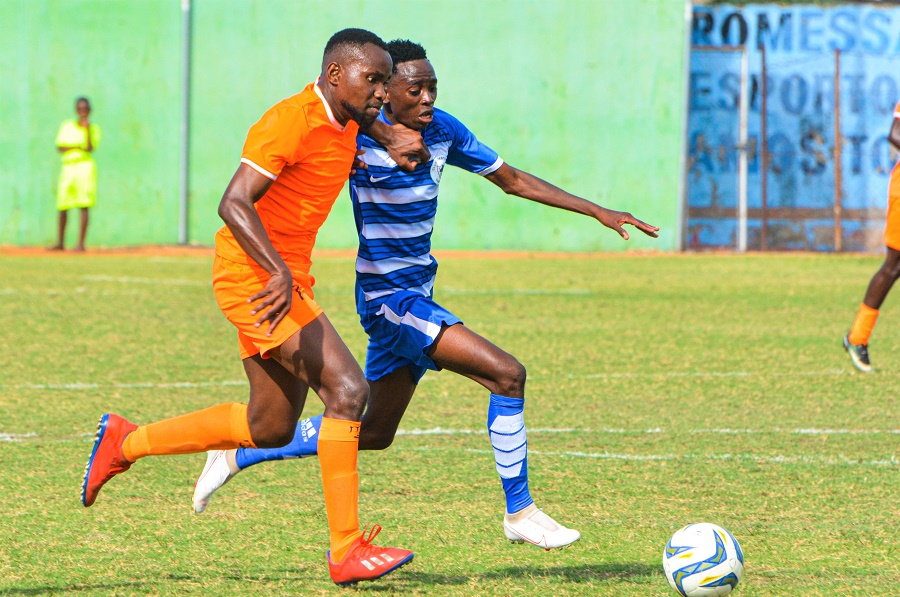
[75,97,90,105]
[386,39,427,71]
[323,28,387,58]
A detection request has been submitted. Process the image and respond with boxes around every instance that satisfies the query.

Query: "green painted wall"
[0,0,182,246]
[2,0,687,252]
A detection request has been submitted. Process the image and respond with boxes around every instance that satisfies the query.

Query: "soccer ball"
[662,523,744,596]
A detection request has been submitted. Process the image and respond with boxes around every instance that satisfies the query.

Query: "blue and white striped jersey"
[350,108,503,315]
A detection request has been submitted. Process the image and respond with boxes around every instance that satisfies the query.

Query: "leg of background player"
[845,247,900,372]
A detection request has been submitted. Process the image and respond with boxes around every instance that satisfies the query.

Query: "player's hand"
[350,149,368,175]
[596,207,659,240]
[248,268,292,336]
[384,124,430,172]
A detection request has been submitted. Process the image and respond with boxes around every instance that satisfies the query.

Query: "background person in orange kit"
[844,101,900,373]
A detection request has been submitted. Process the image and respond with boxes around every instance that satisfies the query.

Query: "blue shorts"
[360,290,462,383]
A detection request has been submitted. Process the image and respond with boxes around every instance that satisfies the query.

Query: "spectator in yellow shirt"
[53,97,101,251]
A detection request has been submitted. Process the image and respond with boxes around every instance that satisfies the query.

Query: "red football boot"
[81,413,138,507]
[327,525,414,586]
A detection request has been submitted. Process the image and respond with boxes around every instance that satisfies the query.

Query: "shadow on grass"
[355,562,661,591]
[0,563,660,594]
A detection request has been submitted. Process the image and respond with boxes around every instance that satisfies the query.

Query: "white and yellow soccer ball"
[662,522,744,596]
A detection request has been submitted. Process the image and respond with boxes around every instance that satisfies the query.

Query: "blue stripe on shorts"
[361,290,462,383]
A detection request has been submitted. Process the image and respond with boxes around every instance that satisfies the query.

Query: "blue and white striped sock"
[234,414,322,469]
[487,394,534,514]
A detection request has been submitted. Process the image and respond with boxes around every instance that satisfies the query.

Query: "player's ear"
[324,62,341,86]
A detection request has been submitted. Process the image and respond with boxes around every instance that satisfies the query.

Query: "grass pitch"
[0,250,898,596]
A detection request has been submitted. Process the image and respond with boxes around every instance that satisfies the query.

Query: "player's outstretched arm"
[218,164,292,335]
[484,164,659,240]
[362,119,431,172]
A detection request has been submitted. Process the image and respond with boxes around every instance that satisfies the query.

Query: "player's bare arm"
[362,118,431,171]
[83,122,93,152]
[217,163,291,335]
[890,115,900,151]
[485,163,659,240]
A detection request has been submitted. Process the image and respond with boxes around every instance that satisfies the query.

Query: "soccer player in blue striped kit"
[194,39,658,549]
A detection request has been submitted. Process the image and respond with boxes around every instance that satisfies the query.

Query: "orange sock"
[318,417,363,562]
[122,402,255,462]
[849,303,879,346]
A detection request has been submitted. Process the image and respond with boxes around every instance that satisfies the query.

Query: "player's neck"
[315,81,350,127]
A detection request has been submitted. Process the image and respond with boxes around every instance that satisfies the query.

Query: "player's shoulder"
[429,108,474,139]
[260,87,321,126]
[425,108,469,143]
[431,108,463,129]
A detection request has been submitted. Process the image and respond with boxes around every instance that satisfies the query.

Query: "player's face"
[335,44,392,127]
[76,100,90,118]
[384,59,437,131]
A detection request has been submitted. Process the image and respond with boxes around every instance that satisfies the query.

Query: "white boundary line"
[396,426,900,436]
[3,431,895,468]
[572,369,851,380]
[5,426,896,440]
[6,380,248,390]
[440,287,593,296]
[397,446,900,468]
[81,275,207,286]
[0,433,37,442]
[3,368,859,391]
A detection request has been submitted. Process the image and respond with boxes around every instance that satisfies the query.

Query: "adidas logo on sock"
[300,418,317,442]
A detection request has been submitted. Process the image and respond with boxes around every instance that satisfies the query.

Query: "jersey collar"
[314,78,345,131]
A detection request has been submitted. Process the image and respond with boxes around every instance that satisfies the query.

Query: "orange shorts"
[884,171,900,251]
[212,255,323,360]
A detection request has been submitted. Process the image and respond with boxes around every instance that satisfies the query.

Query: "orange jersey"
[215,82,359,289]
[882,101,900,249]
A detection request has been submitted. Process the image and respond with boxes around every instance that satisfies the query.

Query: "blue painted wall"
[687,4,900,251]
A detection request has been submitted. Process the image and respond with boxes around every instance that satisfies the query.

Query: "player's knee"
[361,430,396,451]
[248,418,295,448]
[328,377,370,421]
[492,357,527,396]
[884,260,900,281]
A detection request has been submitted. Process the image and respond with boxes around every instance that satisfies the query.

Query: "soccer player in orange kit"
[844,101,900,372]
[81,28,428,586]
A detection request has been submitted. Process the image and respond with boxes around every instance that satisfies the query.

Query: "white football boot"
[192,449,240,513]
[503,504,581,549]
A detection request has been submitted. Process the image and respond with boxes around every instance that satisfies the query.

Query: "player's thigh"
[361,367,418,447]
[429,324,521,383]
[243,353,310,428]
[882,246,900,278]
[213,256,322,361]
[270,312,368,413]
